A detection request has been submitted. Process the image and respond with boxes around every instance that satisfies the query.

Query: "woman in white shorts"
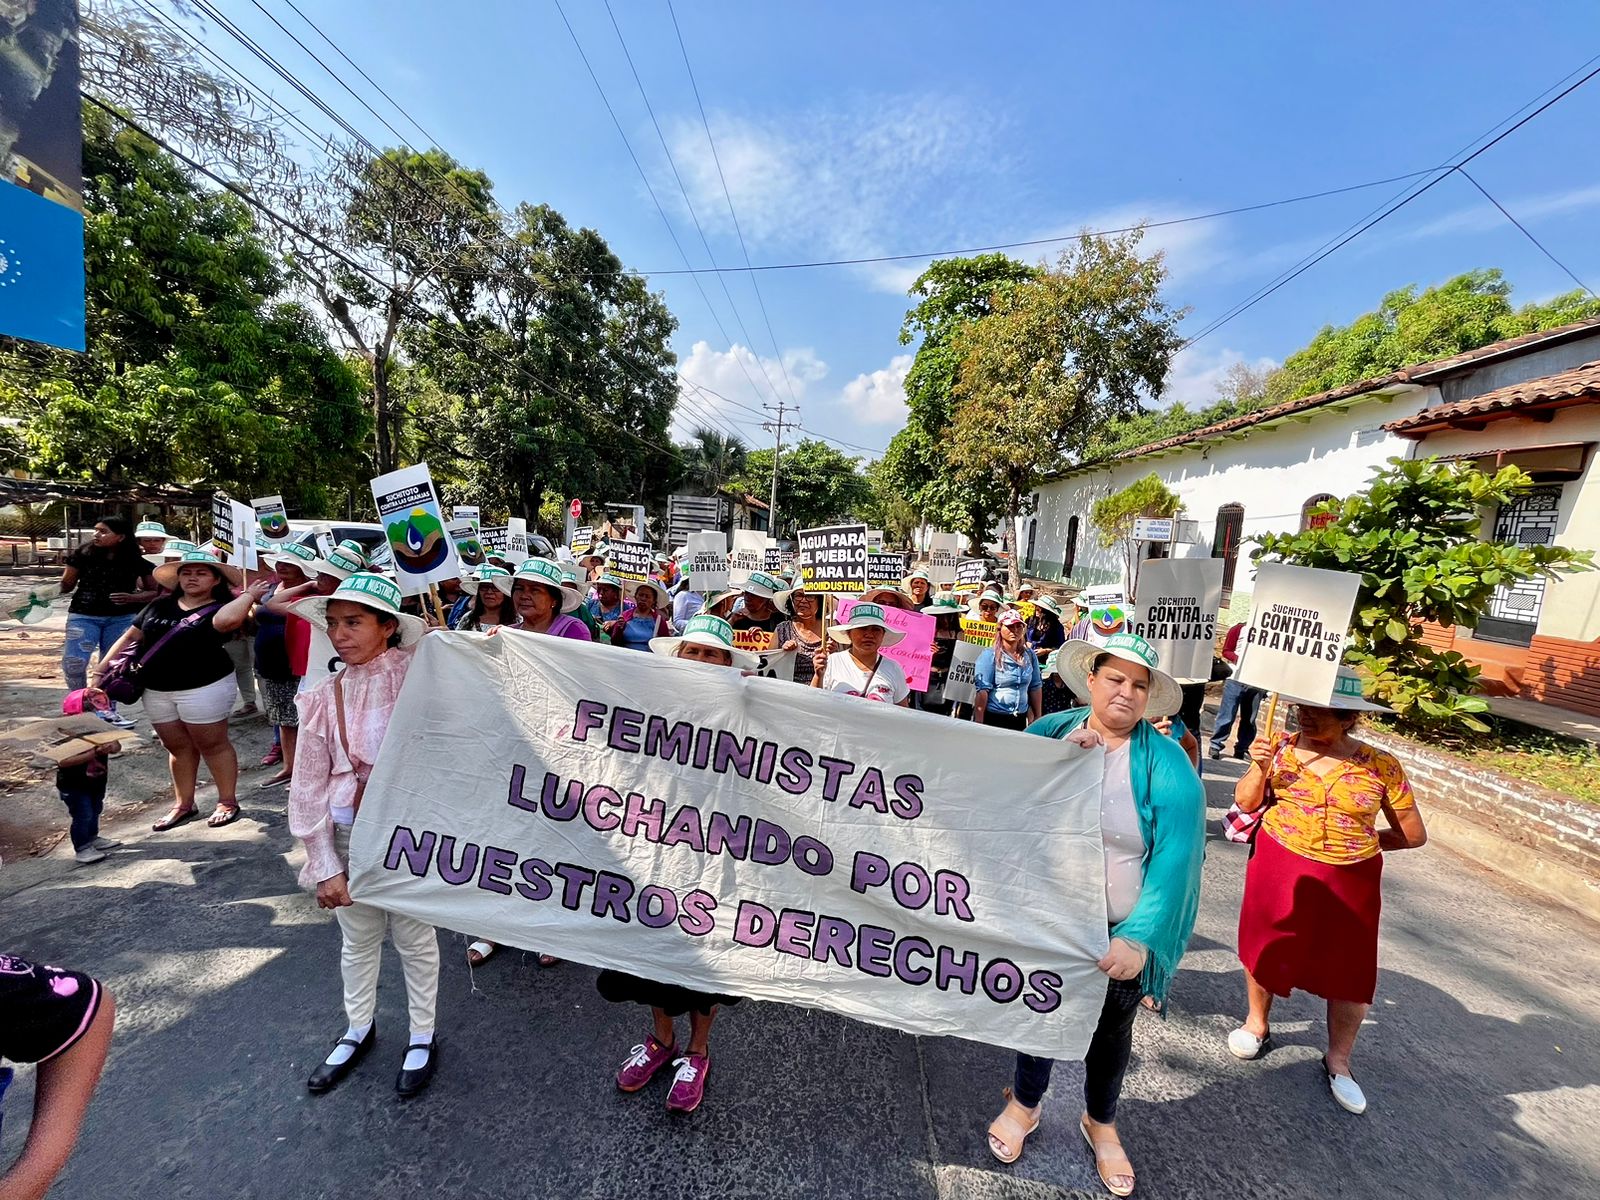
[99,549,270,830]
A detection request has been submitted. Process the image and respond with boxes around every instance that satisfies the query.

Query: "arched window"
[1062,514,1080,577]
[1212,504,1245,599]
[1301,493,1338,531]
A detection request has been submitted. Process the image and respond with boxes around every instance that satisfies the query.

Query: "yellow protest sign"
[959,617,997,647]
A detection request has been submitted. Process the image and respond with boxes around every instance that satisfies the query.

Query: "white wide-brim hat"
[153,549,243,590]
[461,567,513,596]
[739,570,786,601]
[827,602,906,647]
[859,587,917,610]
[290,572,426,647]
[1279,665,1389,712]
[145,538,198,566]
[1053,635,1183,718]
[649,614,759,670]
[511,559,583,613]
[628,578,673,611]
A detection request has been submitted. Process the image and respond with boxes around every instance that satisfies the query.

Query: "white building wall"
[1027,387,1436,615]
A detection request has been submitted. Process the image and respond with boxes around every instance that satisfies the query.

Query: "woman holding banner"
[288,573,441,1099]
[607,580,673,651]
[775,587,823,684]
[811,603,911,706]
[595,614,756,1113]
[972,611,1042,730]
[1227,667,1427,1116]
[986,633,1204,1197]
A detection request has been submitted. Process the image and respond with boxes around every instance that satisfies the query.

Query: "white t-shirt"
[1101,742,1147,924]
[821,652,909,705]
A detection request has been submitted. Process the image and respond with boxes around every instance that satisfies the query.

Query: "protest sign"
[728,627,796,681]
[928,532,960,582]
[764,546,784,574]
[210,492,235,559]
[729,529,765,587]
[798,524,868,596]
[866,529,884,551]
[867,552,909,591]
[1128,559,1224,683]
[1077,588,1128,646]
[954,558,988,595]
[609,540,654,584]
[836,598,934,691]
[229,500,258,570]
[480,525,509,557]
[453,505,480,530]
[685,530,730,593]
[959,617,998,648]
[349,632,1111,1059]
[506,518,530,566]
[448,520,486,570]
[941,639,986,707]
[371,463,459,595]
[251,495,291,545]
[1234,563,1360,702]
[571,526,594,557]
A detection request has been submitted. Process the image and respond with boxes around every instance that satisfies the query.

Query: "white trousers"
[332,826,439,1030]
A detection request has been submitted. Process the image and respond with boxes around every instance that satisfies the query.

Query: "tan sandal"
[986,1087,1040,1164]
[1079,1114,1135,1197]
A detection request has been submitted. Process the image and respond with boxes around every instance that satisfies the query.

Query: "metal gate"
[1480,485,1562,645]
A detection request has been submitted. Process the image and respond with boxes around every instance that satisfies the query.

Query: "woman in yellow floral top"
[1226,667,1427,1117]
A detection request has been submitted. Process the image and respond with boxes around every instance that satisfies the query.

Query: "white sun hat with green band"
[460,564,512,596]
[739,569,786,600]
[1280,664,1388,712]
[267,539,319,574]
[144,537,198,565]
[512,558,583,613]
[135,519,168,540]
[827,601,905,646]
[649,612,758,669]
[1054,632,1182,718]
[290,571,426,646]
[310,538,372,581]
[153,547,244,590]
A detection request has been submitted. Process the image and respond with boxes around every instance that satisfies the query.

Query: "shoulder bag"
[1222,736,1285,845]
[100,603,223,704]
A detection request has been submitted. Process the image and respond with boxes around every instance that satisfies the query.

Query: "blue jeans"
[1210,677,1263,757]
[59,787,104,851]
[62,612,136,690]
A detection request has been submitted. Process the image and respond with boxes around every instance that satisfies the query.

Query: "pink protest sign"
[835,598,935,692]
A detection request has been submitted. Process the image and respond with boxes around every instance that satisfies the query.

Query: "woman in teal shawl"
[987,633,1205,1197]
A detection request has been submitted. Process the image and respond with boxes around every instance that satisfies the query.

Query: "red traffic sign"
[569,498,582,519]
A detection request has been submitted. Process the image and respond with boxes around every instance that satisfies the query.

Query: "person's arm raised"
[213,578,272,634]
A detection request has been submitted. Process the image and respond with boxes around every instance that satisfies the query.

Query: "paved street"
[3,750,1598,1200]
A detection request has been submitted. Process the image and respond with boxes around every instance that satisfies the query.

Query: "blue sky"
[192,0,1600,461]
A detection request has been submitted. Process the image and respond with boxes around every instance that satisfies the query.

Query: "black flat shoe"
[395,1037,439,1098]
[307,1025,375,1094]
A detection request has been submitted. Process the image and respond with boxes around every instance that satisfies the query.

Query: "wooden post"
[1261,693,1280,743]
[427,582,449,629]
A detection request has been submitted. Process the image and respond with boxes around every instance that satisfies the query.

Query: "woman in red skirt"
[1228,667,1428,1115]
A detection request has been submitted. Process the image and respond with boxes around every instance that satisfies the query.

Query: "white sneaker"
[92,837,123,851]
[74,847,108,865]
[102,712,136,730]
[1324,1061,1367,1114]
[1227,1027,1270,1060]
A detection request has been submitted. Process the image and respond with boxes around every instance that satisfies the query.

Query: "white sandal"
[466,940,497,966]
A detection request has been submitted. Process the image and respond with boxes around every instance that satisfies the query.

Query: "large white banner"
[348,633,1112,1059]
[1129,559,1224,684]
[1234,563,1361,701]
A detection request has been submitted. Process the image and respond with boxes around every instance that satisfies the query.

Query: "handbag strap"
[133,602,223,666]
[332,672,372,812]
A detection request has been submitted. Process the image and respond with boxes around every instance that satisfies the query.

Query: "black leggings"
[1012,976,1142,1121]
[981,710,1029,731]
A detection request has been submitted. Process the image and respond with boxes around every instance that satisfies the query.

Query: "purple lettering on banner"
[515,858,554,902]
[662,804,707,852]
[542,773,583,821]
[591,871,635,922]
[775,746,814,794]
[935,871,976,922]
[637,884,679,928]
[847,767,890,815]
[608,707,644,753]
[643,715,694,763]
[775,909,817,957]
[1025,969,1063,1014]
[851,851,890,894]
[890,775,924,821]
[817,756,855,803]
[553,862,596,910]
[584,784,623,831]
[750,819,791,864]
[506,765,537,814]
[573,699,607,742]
[812,916,855,967]
[935,945,980,994]
[856,925,895,978]
[733,899,777,947]
[476,845,517,895]
[892,861,932,910]
[981,958,1024,1004]
[436,836,480,885]
[678,890,717,936]
[622,792,665,841]
[836,597,935,691]
[791,836,834,877]
[705,811,752,858]
[384,826,436,875]
[893,936,935,985]
[712,730,758,777]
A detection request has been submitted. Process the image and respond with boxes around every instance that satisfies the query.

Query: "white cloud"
[674,340,825,443]
[839,354,913,426]
[1403,180,1600,241]
[1160,345,1279,410]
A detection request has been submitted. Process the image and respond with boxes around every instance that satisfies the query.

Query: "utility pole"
[762,400,797,539]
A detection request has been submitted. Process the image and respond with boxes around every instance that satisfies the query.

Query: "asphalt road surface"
[4,752,1597,1200]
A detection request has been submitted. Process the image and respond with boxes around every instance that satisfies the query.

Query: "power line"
[1458,169,1597,299]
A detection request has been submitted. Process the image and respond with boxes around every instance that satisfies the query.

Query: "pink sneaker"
[665,1053,709,1114]
[616,1036,676,1093]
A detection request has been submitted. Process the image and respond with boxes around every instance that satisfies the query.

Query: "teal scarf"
[1028,707,1206,1005]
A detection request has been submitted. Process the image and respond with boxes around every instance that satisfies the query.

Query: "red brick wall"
[1518,635,1600,718]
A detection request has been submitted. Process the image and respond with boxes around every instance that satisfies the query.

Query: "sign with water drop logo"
[370,462,460,595]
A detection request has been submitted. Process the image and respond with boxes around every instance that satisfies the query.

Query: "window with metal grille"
[1213,503,1245,599]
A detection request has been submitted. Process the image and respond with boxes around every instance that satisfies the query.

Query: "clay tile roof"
[1066,315,1600,470]
[1384,358,1600,436]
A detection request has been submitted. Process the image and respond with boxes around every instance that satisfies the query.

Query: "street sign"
[569,498,582,519]
[1133,517,1176,542]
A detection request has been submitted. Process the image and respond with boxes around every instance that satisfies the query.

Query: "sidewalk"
[1486,693,1600,746]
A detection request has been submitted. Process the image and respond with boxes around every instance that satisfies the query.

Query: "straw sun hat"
[1052,632,1183,718]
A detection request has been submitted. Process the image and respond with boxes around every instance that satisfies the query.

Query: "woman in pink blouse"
[287,573,442,1099]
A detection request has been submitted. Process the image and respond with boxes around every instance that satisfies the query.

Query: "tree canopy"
[733,439,871,537]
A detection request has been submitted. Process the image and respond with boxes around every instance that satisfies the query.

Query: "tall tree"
[680,427,748,494]
[733,440,871,537]
[945,231,1185,591]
